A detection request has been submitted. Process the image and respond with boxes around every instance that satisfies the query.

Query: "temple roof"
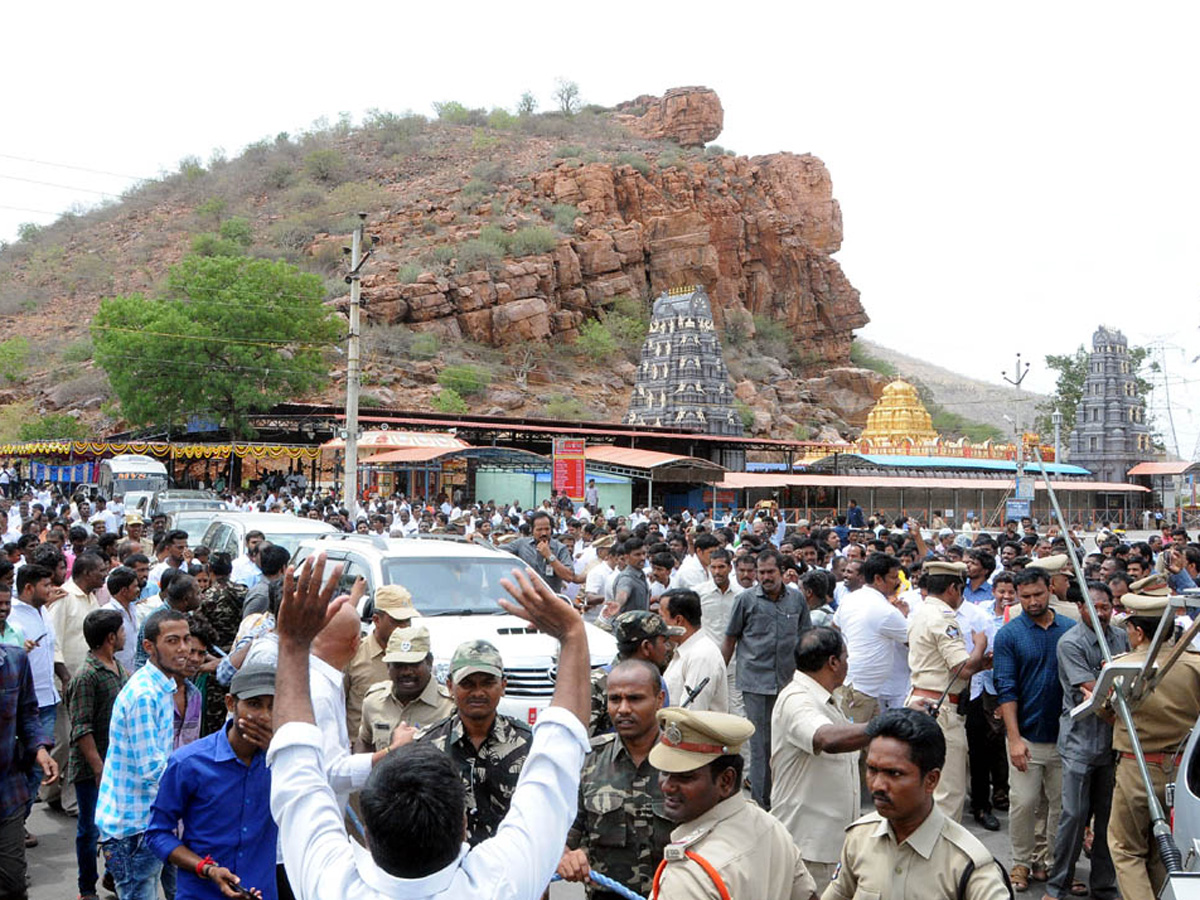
[859,379,939,443]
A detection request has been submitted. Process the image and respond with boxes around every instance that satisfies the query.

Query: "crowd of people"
[1,476,1199,899]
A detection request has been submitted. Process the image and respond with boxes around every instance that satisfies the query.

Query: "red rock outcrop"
[614,87,724,147]
[361,148,868,371]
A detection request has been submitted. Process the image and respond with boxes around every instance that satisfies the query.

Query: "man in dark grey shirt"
[1046,580,1128,900]
[506,511,579,595]
[720,547,811,809]
[609,538,650,614]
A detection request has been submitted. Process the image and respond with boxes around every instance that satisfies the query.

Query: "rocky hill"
[0,86,919,441]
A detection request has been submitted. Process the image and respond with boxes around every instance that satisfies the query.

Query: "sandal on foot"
[1011,865,1031,892]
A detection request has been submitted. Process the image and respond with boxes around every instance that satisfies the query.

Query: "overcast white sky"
[4,2,1197,458]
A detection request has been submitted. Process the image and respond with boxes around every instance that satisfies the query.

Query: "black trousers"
[0,810,27,900]
[966,692,1008,813]
[277,864,296,900]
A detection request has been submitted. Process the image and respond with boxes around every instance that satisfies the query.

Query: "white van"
[293,534,617,726]
[97,454,169,500]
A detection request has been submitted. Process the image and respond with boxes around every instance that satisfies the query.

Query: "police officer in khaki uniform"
[824,708,1010,900]
[356,624,453,752]
[343,584,419,738]
[649,708,817,900]
[905,560,989,822]
[1105,575,1200,899]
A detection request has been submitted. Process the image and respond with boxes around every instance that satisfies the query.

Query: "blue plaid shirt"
[95,661,176,840]
[0,646,51,818]
[993,610,1073,744]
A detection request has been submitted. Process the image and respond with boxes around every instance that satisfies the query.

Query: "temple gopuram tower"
[1067,326,1153,482]
[859,380,939,445]
[623,286,743,436]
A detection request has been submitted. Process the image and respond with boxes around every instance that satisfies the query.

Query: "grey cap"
[230,662,276,699]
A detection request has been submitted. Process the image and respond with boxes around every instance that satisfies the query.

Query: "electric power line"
[0,204,68,217]
[0,173,123,197]
[90,324,335,350]
[0,153,157,183]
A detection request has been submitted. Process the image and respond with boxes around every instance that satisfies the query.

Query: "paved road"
[27,792,1099,900]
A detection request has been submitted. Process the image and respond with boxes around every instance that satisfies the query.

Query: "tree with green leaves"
[1034,343,1155,433]
[92,255,341,437]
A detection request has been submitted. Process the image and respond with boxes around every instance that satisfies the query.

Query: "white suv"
[292,534,616,725]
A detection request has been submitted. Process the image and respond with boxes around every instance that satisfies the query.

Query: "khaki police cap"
[1028,553,1071,575]
[592,534,616,550]
[925,560,967,578]
[495,532,519,546]
[374,584,420,621]
[1122,573,1173,613]
[382,625,432,664]
[125,512,145,525]
[650,708,755,773]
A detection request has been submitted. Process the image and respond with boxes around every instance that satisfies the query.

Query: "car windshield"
[381,557,527,616]
[264,531,328,556]
[172,512,220,533]
[159,499,223,513]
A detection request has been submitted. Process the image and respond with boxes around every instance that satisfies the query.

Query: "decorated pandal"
[0,440,322,461]
[796,379,1052,464]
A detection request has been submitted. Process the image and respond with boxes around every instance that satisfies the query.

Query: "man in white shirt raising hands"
[268,554,592,900]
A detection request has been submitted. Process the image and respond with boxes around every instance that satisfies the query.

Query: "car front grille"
[503,666,555,697]
[503,663,608,697]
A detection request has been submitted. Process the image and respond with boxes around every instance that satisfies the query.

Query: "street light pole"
[343,214,367,514]
[1052,407,1063,467]
[1002,353,1032,503]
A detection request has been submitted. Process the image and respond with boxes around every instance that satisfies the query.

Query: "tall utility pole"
[1002,352,1031,500]
[343,214,366,514]
[1052,407,1063,468]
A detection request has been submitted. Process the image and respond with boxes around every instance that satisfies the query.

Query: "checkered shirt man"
[94,659,175,839]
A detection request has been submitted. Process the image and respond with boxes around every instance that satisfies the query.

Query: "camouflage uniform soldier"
[562,659,674,899]
[190,553,247,735]
[415,639,532,846]
[590,611,682,736]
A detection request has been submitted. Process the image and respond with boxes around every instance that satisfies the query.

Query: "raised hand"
[276,554,346,648]
[498,567,583,642]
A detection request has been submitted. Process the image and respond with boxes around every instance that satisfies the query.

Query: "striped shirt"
[95,660,176,840]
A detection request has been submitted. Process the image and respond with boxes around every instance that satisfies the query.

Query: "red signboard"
[553,438,586,501]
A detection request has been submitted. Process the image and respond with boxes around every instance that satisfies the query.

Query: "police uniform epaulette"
[364,679,391,696]
[845,811,885,831]
[589,731,620,752]
[941,817,995,869]
[662,825,712,860]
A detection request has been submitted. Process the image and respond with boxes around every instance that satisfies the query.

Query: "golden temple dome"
[860,379,939,443]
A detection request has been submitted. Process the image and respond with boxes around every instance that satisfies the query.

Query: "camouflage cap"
[450,639,504,680]
[612,610,685,644]
[382,625,432,664]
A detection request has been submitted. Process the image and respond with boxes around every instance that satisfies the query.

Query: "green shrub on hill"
[438,363,490,396]
[544,394,589,420]
[616,152,651,176]
[431,387,469,413]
